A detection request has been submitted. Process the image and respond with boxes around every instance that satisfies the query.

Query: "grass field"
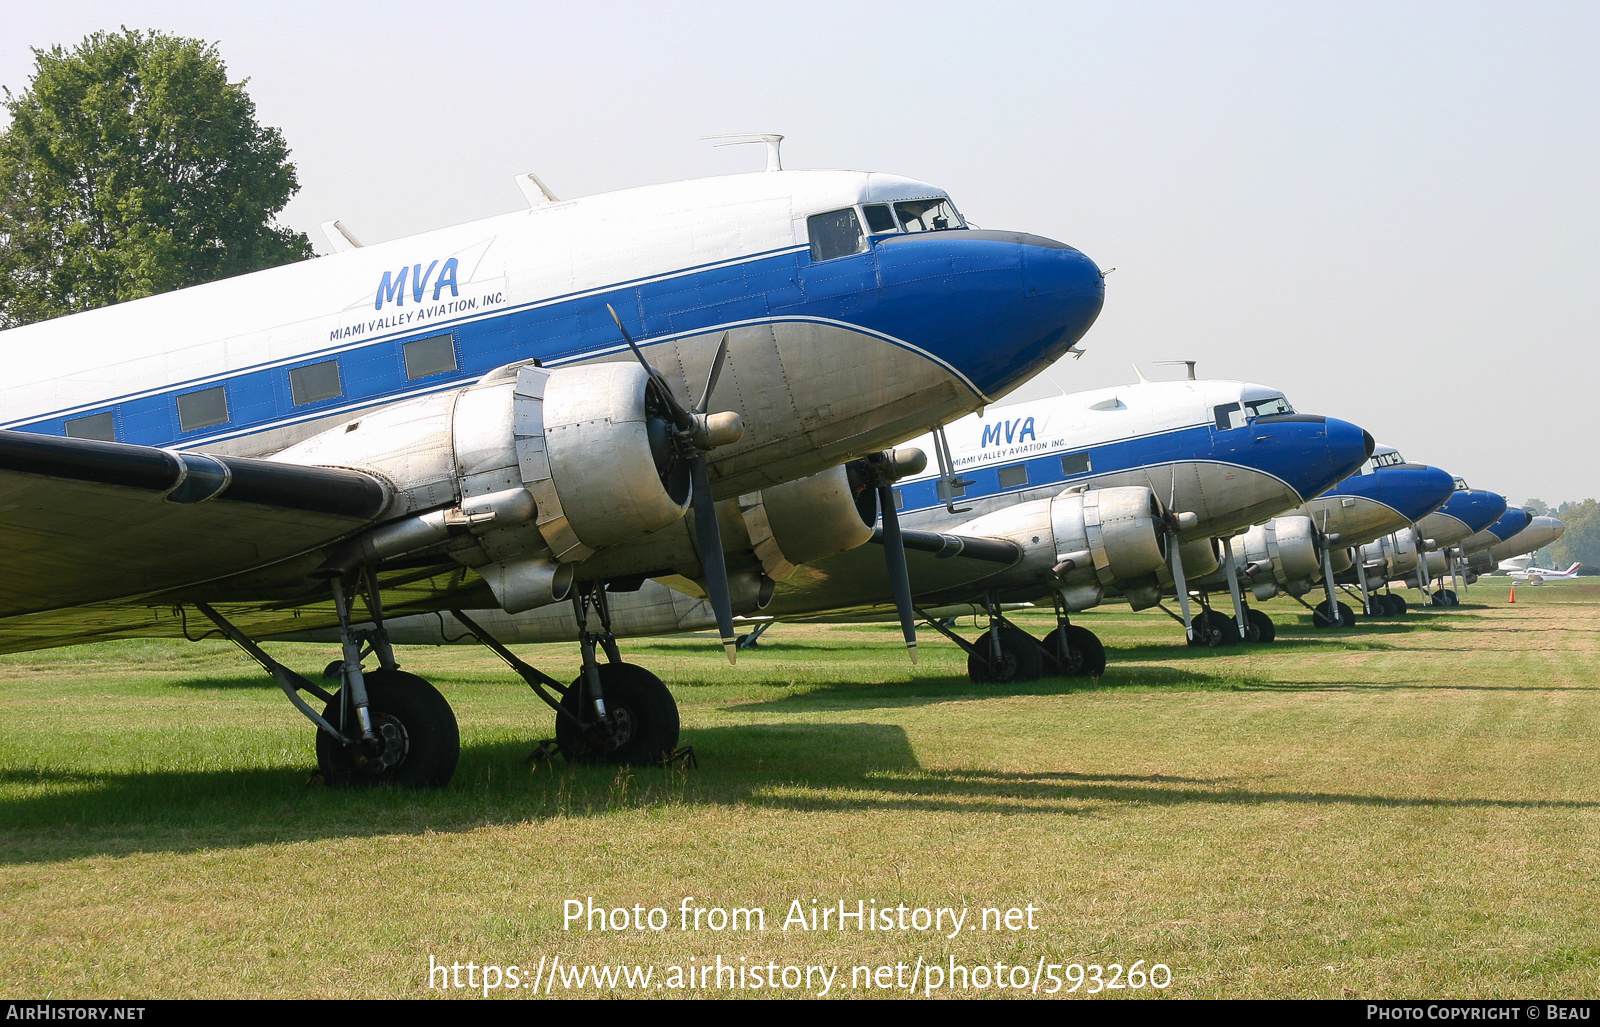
[2,579,1597,999]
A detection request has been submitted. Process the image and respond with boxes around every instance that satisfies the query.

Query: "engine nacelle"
[956,485,1167,611]
[1238,515,1321,590]
[742,464,876,581]
[272,361,691,612]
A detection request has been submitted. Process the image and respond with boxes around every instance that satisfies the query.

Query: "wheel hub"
[356,712,410,774]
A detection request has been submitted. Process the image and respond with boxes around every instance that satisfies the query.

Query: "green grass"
[1,579,1597,999]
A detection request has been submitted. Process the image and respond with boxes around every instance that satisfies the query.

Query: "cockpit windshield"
[1453,476,1470,490]
[1372,450,1405,468]
[894,198,964,233]
[1245,396,1294,418]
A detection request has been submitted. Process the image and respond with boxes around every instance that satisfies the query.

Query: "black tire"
[1188,609,1241,647]
[1042,625,1107,677]
[1388,594,1408,616]
[1438,589,1458,606]
[556,663,680,766]
[1246,608,1276,643]
[967,623,1044,683]
[316,669,459,789]
[1312,599,1352,628]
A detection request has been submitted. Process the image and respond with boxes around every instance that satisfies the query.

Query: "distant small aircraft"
[1506,561,1582,584]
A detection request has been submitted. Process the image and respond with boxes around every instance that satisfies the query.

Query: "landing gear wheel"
[1245,609,1276,643]
[1386,594,1408,616]
[316,669,460,789]
[1312,600,1356,628]
[556,663,680,766]
[968,623,1044,684]
[1043,625,1106,678]
[1187,609,1241,647]
[1433,589,1458,606]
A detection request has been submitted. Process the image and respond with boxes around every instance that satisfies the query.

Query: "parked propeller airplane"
[0,159,1107,785]
[1507,561,1581,584]
[359,375,1374,681]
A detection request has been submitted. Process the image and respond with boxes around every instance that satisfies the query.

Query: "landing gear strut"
[197,568,461,789]
[453,584,683,767]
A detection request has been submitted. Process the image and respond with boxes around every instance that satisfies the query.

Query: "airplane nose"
[1362,430,1376,459]
[872,229,1104,401]
[1397,466,1458,522]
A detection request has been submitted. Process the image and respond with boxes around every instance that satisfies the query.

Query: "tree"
[1548,498,1599,574]
[0,29,312,328]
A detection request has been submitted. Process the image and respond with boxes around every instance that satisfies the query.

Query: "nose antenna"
[703,133,784,172]
[1154,360,1198,380]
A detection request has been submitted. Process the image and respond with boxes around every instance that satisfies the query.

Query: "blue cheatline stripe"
[894,421,1316,516]
[11,231,1063,449]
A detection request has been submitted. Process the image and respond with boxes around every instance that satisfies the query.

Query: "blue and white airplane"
[1194,443,1456,625]
[0,159,1106,783]
[362,376,1373,680]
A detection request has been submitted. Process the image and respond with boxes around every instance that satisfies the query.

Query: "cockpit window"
[862,204,897,234]
[807,209,866,261]
[1453,476,1470,490]
[1214,403,1245,430]
[1372,450,1405,468]
[1245,396,1294,418]
[894,198,964,233]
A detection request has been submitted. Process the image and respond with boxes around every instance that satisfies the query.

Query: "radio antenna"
[702,133,784,172]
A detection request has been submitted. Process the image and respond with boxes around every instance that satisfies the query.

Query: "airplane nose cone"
[1362,430,1376,459]
[1489,507,1533,541]
[1315,417,1374,497]
[1388,465,1458,522]
[871,229,1105,402]
[1451,491,1508,535]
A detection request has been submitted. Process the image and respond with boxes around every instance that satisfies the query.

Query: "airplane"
[0,155,1108,786]
[1478,516,1568,579]
[1506,561,1581,584]
[352,374,1374,681]
[1197,444,1456,626]
[1354,476,1507,609]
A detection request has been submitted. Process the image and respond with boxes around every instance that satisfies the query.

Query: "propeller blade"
[606,303,694,431]
[877,484,918,663]
[689,457,738,664]
[694,331,731,415]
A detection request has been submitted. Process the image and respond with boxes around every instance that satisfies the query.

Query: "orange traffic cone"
[1509,582,1517,603]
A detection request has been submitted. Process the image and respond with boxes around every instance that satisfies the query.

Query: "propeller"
[606,304,744,663]
[853,449,927,663]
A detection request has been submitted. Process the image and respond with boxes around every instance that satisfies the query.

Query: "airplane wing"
[765,528,1024,620]
[0,430,392,628]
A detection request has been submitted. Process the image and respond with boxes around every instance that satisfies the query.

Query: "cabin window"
[893,488,904,510]
[807,209,865,261]
[1061,452,1092,476]
[998,464,1029,489]
[1245,395,1294,418]
[403,333,459,379]
[1213,403,1246,430]
[177,386,229,432]
[894,197,964,233]
[862,204,897,234]
[64,412,116,442]
[289,360,343,405]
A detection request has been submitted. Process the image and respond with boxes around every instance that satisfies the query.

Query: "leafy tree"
[1548,498,1599,574]
[0,29,312,327]
[1523,498,1551,517]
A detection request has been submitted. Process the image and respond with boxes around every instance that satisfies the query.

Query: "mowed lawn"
[1,580,1597,999]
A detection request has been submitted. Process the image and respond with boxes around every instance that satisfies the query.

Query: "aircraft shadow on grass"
[6,713,1600,866]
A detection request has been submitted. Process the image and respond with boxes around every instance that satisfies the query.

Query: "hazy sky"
[5,1,1597,504]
